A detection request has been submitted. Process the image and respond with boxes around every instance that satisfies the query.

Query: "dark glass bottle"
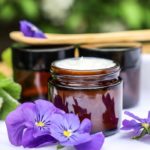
[48,57,123,136]
[12,44,75,103]
[79,43,141,108]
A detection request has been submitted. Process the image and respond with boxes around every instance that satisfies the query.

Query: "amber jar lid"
[12,43,75,71]
[79,42,141,70]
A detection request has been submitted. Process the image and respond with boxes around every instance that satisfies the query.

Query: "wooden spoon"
[10,30,150,45]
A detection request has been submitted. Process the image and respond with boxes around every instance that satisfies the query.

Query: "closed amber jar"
[12,44,74,102]
[79,43,141,108]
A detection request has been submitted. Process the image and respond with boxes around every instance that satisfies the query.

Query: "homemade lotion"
[49,57,123,136]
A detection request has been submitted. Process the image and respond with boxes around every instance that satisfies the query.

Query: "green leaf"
[1,48,12,67]
[0,97,3,110]
[0,73,12,88]
[3,82,21,100]
[0,88,20,120]
[0,78,12,88]
[0,74,21,120]
[0,74,22,100]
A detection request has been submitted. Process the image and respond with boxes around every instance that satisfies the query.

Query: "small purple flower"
[5,100,64,148]
[50,113,105,150]
[20,20,46,38]
[121,111,150,139]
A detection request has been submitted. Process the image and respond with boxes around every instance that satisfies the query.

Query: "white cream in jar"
[54,57,116,70]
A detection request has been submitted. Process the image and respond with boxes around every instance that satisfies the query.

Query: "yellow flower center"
[63,130,72,137]
[142,123,149,129]
[36,121,45,127]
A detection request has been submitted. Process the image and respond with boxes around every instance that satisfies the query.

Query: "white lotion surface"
[54,57,116,70]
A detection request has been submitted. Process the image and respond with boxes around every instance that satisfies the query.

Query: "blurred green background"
[0,0,150,57]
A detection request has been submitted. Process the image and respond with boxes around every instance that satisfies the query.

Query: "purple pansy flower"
[6,100,105,149]
[50,113,105,150]
[121,111,150,139]
[20,20,46,38]
[5,100,64,148]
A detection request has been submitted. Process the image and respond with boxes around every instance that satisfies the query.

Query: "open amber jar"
[48,57,123,136]
[12,44,74,103]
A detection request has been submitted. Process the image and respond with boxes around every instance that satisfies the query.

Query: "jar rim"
[12,43,74,53]
[51,57,120,76]
[80,42,141,52]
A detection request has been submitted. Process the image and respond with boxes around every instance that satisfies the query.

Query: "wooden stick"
[10,30,150,45]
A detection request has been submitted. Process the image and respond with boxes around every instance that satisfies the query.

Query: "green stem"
[57,145,64,150]
[132,129,147,140]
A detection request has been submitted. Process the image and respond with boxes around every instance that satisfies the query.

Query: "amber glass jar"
[79,43,141,108]
[48,57,123,136]
[12,44,74,103]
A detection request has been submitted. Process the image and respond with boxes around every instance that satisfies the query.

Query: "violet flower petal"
[22,103,36,127]
[6,99,62,147]
[121,119,141,130]
[20,20,46,38]
[79,118,92,133]
[75,132,105,150]
[50,114,73,142]
[147,111,150,123]
[121,119,142,137]
[50,114,92,146]
[121,111,150,139]
[61,132,92,146]
[124,111,144,123]
[63,114,81,132]
[132,127,144,137]
[33,100,65,137]
[51,113,80,133]
[22,128,57,148]
[35,100,65,117]
[35,100,56,114]
[5,103,35,146]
